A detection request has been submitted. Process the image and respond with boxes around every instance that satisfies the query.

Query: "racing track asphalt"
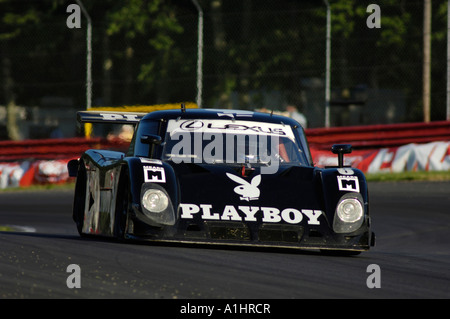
[0,181,449,300]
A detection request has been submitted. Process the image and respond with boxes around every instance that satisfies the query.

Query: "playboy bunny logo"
[226,173,261,201]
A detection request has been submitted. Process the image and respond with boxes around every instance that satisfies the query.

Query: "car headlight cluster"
[333,195,364,233]
[337,198,363,223]
[142,188,169,213]
[140,184,176,226]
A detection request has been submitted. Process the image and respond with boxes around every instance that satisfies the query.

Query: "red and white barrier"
[0,139,449,189]
[0,137,125,189]
[311,141,450,173]
[0,159,73,189]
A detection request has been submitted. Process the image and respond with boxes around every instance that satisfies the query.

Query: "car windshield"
[161,119,307,166]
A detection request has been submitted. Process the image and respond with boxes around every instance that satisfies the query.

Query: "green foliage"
[106,0,183,48]
[0,1,41,40]
[0,0,448,122]
[105,0,183,88]
[366,171,450,182]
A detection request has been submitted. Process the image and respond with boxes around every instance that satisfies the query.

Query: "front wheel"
[114,171,131,239]
[73,161,87,236]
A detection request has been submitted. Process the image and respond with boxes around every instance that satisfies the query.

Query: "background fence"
[0,0,449,141]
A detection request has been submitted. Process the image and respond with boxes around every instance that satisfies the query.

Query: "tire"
[114,169,131,239]
[73,161,87,236]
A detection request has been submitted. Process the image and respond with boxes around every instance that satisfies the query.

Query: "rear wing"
[77,111,147,124]
[77,111,147,139]
[78,102,198,137]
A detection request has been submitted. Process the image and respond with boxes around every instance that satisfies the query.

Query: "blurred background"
[0,0,448,139]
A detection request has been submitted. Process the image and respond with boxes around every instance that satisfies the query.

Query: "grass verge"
[0,182,75,192]
[366,170,450,182]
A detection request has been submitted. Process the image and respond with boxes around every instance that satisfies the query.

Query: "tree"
[0,0,41,140]
[105,0,184,104]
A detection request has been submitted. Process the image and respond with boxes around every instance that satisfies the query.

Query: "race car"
[68,107,375,254]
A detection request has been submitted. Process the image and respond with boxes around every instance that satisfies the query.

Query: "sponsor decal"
[179,203,322,225]
[140,158,163,165]
[166,119,295,174]
[337,168,354,175]
[144,165,166,183]
[100,113,140,122]
[226,173,261,201]
[169,119,293,138]
[216,109,253,118]
[337,175,360,192]
[177,120,288,136]
[179,120,204,131]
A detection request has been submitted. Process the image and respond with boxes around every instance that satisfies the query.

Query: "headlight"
[336,198,363,223]
[142,189,169,213]
[333,196,364,233]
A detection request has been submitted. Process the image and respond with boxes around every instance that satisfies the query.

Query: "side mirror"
[67,159,79,177]
[331,144,352,168]
[141,134,162,145]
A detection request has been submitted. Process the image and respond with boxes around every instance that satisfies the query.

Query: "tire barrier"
[1,141,449,189]
[1,119,449,188]
[0,137,128,189]
[0,159,73,189]
[310,141,450,173]
[306,120,450,150]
